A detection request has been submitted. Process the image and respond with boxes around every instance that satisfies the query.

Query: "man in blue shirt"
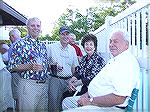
[8,28,22,111]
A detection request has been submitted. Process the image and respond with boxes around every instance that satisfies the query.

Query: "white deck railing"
[42,40,58,45]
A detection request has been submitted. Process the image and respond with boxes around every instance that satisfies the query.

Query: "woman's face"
[84,40,95,56]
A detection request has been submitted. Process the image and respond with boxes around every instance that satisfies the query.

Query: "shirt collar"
[58,41,69,51]
[15,38,21,42]
[113,49,130,61]
[26,35,40,43]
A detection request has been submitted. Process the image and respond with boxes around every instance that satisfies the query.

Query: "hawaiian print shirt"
[74,52,106,86]
[8,36,48,80]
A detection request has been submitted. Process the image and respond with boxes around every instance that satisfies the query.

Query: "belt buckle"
[36,80,46,84]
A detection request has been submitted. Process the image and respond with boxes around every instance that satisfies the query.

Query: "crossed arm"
[77,92,126,107]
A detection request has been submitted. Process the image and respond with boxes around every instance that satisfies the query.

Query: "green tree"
[38,34,53,41]
[50,1,136,41]
[17,26,27,37]
[51,9,91,41]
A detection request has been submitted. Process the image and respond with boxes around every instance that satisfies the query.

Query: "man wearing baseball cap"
[47,26,79,111]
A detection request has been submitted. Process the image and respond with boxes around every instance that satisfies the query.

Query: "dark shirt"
[8,36,48,80]
[74,52,106,86]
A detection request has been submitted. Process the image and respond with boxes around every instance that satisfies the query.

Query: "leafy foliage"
[50,1,136,41]
[49,0,136,41]
[17,26,28,37]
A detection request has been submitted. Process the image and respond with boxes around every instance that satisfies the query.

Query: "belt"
[115,106,126,109]
[21,78,47,84]
[50,74,72,80]
[36,80,46,84]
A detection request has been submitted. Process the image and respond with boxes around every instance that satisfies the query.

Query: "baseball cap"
[59,26,70,34]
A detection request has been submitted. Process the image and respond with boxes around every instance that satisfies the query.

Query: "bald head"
[109,29,129,57]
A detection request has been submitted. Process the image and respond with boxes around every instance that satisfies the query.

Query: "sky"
[4,0,98,35]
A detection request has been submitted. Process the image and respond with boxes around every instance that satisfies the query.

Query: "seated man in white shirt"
[62,29,140,112]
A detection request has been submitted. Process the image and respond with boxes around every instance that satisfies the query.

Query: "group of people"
[0,17,140,112]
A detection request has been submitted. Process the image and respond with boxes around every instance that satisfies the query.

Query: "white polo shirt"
[47,42,79,77]
[88,49,140,106]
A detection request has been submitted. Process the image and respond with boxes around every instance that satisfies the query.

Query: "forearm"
[91,93,126,107]
[12,63,32,72]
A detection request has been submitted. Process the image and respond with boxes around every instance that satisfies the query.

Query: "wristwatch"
[89,97,94,104]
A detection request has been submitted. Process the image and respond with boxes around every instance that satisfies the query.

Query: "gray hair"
[109,28,130,42]
[9,28,21,37]
[26,17,41,26]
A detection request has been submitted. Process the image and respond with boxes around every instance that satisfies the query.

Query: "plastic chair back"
[125,88,139,112]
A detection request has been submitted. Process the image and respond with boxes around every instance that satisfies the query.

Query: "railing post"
[46,39,48,46]
[105,16,113,52]
[148,4,150,112]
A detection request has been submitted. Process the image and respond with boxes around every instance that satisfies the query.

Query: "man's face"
[68,35,75,45]
[109,32,128,57]
[60,31,70,44]
[27,20,41,39]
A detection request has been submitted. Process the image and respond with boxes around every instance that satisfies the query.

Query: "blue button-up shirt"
[8,36,48,80]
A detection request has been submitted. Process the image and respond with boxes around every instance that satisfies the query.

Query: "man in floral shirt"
[8,17,48,112]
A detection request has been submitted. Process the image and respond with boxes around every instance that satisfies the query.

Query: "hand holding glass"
[33,57,43,71]
[51,62,57,76]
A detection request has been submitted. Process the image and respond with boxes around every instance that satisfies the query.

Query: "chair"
[73,83,139,112]
[125,88,139,112]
